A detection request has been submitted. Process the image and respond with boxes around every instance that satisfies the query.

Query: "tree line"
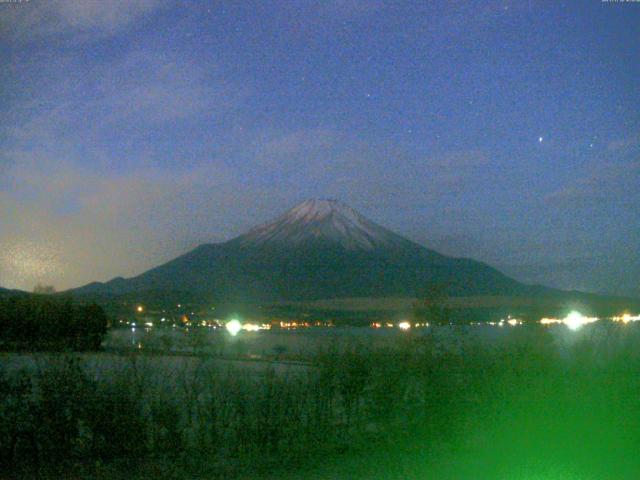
[0,294,108,351]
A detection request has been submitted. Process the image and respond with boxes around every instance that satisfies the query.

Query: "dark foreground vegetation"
[2,324,640,479]
[0,295,108,351]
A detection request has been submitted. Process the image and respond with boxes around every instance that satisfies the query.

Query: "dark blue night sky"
[1,0,638,296]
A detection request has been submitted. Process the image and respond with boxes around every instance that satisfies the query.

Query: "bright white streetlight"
[226,319,242,336]
[563,311,597,331]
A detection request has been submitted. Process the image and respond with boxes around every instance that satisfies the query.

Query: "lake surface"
[103,322,630,360]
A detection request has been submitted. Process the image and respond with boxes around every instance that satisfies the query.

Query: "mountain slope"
[71,199,547,302]
[0,287,29,299]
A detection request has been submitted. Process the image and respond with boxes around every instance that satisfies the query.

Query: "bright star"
[538,136,543,143]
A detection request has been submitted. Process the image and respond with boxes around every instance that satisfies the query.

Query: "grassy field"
[2,322,640,479]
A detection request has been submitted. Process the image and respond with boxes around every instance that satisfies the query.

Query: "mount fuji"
[71,199,546,302]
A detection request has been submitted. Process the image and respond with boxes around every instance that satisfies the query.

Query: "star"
[538,136,544,143]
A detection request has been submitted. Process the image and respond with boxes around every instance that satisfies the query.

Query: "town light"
[226,319,242,336]
[612,313,640,324]
[540,317,562,325]
[242,323,261,332]
[563,311,597,331]
[398,321,411,330]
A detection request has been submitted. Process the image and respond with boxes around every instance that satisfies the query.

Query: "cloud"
[318,0,384,19]
[545,135,640,206]
[0,42,244,187]
[0,13,256,291]
[96,49,240,123]
[22,47,236,127]
[0,0,166,41]
[250,126,491,201]
[428,149,488,168]
[0,44,250,291]
[259,128,339,160]
[0,157,285,290]
[275,0,383,21]
[607,133,640,153]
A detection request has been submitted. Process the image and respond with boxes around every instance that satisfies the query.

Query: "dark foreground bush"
[0,295,108,351]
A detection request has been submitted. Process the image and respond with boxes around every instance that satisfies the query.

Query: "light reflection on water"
[104,322,639,361]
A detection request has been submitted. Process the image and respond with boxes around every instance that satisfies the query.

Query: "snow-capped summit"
[281,199,352,222]
[233,199,410,250]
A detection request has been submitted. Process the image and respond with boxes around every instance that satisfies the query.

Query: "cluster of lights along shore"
[124,304,640,334]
